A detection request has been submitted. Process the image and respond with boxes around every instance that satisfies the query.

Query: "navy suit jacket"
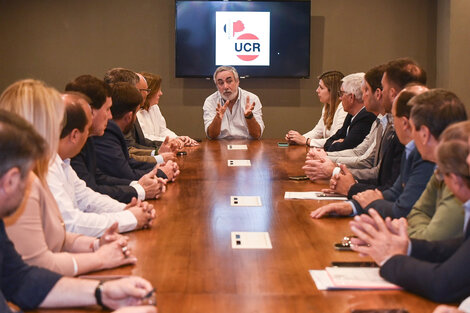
[93,120,163,181]
[324,107,376,152]
[380,222,470,302]
[71,137,139,203]
[353,145,435,218]
[0,221,61,312]
[348,127,404,195]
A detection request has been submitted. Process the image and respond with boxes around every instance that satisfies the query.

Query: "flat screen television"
[175,1,311,78]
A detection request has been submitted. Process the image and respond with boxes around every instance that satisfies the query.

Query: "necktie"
[373,118,384,166]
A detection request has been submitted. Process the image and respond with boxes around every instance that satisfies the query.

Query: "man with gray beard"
[203,66,265,139]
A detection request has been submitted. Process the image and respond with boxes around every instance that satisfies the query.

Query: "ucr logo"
[223,20,261,62]
[235,33,260,61]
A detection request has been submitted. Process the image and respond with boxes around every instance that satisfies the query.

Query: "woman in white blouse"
[285,70,347,147]
[137,72,198,146]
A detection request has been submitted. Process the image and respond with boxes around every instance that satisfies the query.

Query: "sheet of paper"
[325,267,401,289]
[231,232,272,249]
[228,160,251,167]
[227,144,248,150]
[309,270,334,290]
[284,191,348,201]
[231,196,262,206]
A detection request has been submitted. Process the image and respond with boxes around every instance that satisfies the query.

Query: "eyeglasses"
[435,167,470,182]
[338,90,350,97]
[139,88,151,93]
[435,167,446,181]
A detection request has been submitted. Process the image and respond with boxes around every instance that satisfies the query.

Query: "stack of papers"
[284,191,348,201]
[310,267,401,290]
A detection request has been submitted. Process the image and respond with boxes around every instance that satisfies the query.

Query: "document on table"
[227,144,248,150]
[231,232,272,249]
[231,196,262,206]
[309,267,401,290]
[228,160,251,167]
[284,191,348,201]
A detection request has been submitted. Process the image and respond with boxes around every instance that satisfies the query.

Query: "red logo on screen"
[235,33,260,61]
[232,20,245,36]
[223,19,261,62]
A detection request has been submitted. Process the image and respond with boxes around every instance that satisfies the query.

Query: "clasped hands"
[349,209,410,266]
[310,165,384,218]
[124,197,157,229]
[284,130,307,145]
[302,148,334,181]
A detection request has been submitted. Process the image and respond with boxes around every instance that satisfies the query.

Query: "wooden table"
[33,139,438,313]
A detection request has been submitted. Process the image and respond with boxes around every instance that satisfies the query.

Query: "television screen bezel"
[175,0,311,79]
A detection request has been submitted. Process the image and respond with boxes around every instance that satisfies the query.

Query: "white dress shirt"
[47,154,137,237]
[137,104,178,142]
[203,87,265,139]
[306,102,348,147]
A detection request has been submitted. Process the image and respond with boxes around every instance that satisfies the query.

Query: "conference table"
[34,139,439,313]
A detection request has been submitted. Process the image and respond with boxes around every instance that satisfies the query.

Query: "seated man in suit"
[103,67,182,161]
[349,121,470,303]
[67,75,164,203]
[0,109,155,313]
[324,89,466,241]
[323,72,376,152]
[47,92,159,237]
[94,82,179,182]
[325,65,385,164]
[304,58,426,184]
[311,84,434,219]
[203,66,265,139]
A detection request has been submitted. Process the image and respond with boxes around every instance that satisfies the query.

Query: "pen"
[143,288,156,299]
[141,288,156,305]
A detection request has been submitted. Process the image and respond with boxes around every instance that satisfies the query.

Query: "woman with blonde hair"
[1,79,137,276]
[137,72,198,146]
[285,70,347,147]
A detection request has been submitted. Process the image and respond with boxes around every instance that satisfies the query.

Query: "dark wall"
[0,0,437,138]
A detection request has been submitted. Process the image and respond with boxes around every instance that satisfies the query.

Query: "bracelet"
[93,238,100,252]
[332,166,341,178]
[245,112,254,119]
[71,256,78,276]
[306,138,311,147]
[95,281,111,310]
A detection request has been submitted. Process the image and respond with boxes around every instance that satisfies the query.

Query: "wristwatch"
[245,112,254,119]
[95,281,111,310]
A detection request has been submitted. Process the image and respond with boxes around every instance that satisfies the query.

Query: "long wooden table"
[33,139,438,313]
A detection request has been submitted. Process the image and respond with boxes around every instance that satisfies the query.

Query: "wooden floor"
[32,139,439,313]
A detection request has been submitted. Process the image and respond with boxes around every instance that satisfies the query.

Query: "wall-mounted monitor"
[175,1,311,78]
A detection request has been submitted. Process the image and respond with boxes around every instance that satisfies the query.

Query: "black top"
[71,137,139,203]
[324,107,376,152]
[0,220,62,312]
[93,120,163,181]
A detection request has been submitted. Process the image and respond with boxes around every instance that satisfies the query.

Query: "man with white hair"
[323,72,376,152]
[203,66,265,139]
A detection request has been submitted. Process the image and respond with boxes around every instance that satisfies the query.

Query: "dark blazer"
[353,144,435,218]
[93,120,163,181]
[324,107,376,152]
[124,119,162,150]
[71,138,139,203]
[0,220,62,311]
[348,125,404,195]
[380,223,470,303]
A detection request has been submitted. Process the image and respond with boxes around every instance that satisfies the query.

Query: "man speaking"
[203,66,265,139]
